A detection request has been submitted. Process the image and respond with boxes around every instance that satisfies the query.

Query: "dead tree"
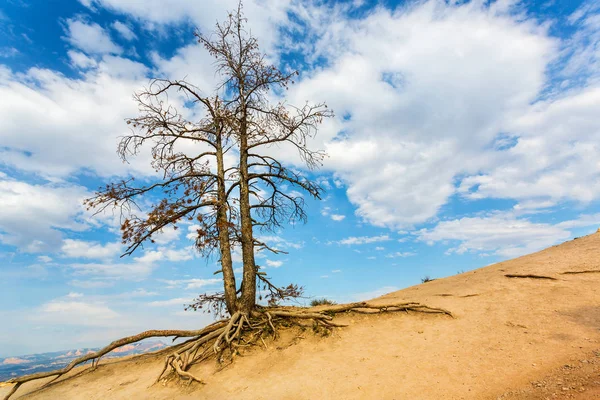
[195,5,333,315]
[2,6,454,399]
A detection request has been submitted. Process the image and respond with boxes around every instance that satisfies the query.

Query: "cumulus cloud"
[458,86,600,206]
[111,21,137,41]
[265,259,283,268]
[0,178,90,252]
[152,226,181,245]
[288,0,558,228]
[61,239,122,259]
[0,60,150,178]
[67,50,97,69]
[64,17,122,54]
[79,0,291,51]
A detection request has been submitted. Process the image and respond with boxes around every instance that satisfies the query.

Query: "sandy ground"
[3,232,600,399]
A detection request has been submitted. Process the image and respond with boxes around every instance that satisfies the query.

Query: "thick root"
[3,301,451,400]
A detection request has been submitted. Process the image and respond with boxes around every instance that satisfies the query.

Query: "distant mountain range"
[0,341,167,382]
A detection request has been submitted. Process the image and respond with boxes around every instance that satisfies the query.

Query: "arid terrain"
[2,232,600,399]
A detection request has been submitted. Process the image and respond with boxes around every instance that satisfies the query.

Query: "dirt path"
[3,232,600,399]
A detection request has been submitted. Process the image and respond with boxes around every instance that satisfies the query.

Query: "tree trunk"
[215,125,237,315]
[237,114,257,314]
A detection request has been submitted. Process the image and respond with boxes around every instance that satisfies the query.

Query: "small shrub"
[421,276,434,283]
[310,298,336,307]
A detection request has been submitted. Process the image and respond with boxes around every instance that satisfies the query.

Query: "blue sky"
[1,0,600,357]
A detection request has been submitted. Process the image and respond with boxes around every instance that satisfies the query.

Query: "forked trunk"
[237,116,257,314]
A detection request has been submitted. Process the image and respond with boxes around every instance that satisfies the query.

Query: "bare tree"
[193,4,333,315]
[3,6,454,399]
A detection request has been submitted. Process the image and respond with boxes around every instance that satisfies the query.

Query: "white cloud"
[416,212,600,258]
[153,226,181,245]
[336,235,391,245]
[0,61,150,179]
[265,259,283,268]
[69,260,157,280]
[0,178,90,252]
[385,251,416,258]
[111,21,137,41]
[61,239,121,259]
[67,50,97,69]
[0,47,19,58]
[555,213,600,229]
[36,299,119,326]
[159,278,221,290]
[133,250,163,264]
[330,214,346,221]
[148,297,193,307]
[37,255,53,263]
[375,246,384,251]
[80,0,292,51]
[290,0,557,228]
[122,288,159,297]
[68,279,115,289]
[458,85,600,205]
[64,17,122,54]
[133,247,194,264]
[562,1,600,83]
[163,247,194,261]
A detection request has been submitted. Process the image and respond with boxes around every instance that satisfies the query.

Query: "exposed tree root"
[3,301,452,400]
[561,270,600,275]
[504,274,557,280]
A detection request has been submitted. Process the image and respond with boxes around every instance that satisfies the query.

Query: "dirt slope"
[3,232,600,399]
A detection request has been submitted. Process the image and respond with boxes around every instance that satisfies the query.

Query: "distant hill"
[0,341,166,382]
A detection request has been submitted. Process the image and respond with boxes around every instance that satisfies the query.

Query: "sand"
[3,232,600,399]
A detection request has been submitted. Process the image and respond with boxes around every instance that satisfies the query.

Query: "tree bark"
[214,122,237,315]
[237,110,257,314]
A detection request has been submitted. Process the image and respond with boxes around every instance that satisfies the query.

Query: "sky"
[1,0,600,357]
